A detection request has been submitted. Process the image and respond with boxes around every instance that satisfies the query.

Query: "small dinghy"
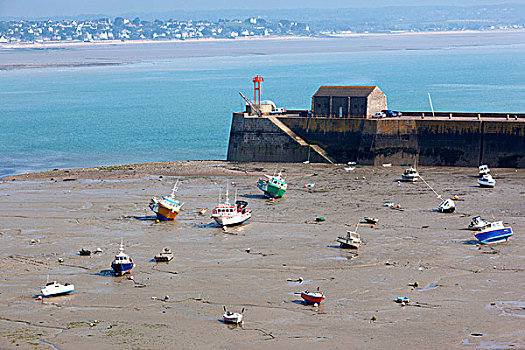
[478,165,490,176]
[401,167,419,182]
[438,198,455,213]
[395,296,410,304]
[337,231,361,249]
[468,216,489,231]
[478,174,495,188]
[300,289,325,305]
[475,221,513,245]
[79,249,91,256]
[41,280,74,297]
[222,306,244,324]
[364,217,378,225]
[154,247,173,262]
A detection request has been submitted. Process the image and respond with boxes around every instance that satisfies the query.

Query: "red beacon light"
[252,76,264,107]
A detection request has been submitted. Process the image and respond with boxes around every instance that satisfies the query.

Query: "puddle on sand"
[463,337,524,350]
[487,301,525,318]
[420,282,439,291]
[287,279,313,286]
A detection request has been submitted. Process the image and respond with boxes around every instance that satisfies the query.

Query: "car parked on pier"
[382,109,402,117]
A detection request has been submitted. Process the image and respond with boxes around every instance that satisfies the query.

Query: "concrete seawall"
[227,112,525,167]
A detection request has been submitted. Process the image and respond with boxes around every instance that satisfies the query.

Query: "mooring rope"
[418,174,442,201]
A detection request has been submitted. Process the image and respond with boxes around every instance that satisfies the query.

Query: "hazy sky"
[0,0,520,18]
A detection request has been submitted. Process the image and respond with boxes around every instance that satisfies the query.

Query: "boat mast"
[170,180,179,197]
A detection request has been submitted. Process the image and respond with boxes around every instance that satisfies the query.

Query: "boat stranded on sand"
[222,306,244,324]
[257,171,287,198]
[468,216,489,231]
[337,231,362,249]
[149,182,183,221]
[300,289,325,305]
[478,174,496,188]
[111,242,135,275]
[211,190,252,227]
[41,280,74,297]
[438,198,456,213]
[475,221,513,245]
[154,247,173,262]
[401,167,419,182]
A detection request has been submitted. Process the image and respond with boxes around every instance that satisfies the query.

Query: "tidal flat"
[0,161,524,349]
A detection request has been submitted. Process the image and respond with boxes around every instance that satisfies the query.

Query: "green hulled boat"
[257,171,287,198]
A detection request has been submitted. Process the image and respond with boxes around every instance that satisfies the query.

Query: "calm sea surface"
[1,42,524,177]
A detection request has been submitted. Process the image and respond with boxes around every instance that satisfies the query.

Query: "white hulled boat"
[401,167,419,182]
[41,280,74,297]
[478,174,496,188]
[211,190,252,227]
[468,216,489,231]
[222,306,244,324]
[437,198,455,213]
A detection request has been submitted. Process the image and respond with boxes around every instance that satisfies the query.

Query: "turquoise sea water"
[1,44,524,177]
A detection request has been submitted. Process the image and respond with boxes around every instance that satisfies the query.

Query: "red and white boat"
[211,190,251,227]
[300,290,325,304]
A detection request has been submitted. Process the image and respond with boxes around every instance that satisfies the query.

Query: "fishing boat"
[478,174,496,188]
[337,231,361,249]
[222,306,244,324]
[300,289,325,304]
[475,221,513,244]
[478,165,490,176]
[154,247,173,262]
[41,280,74,297]
[468,216,489,231]
[111,242,135,275]
[437,198,455,213]
[211,190,252,227]
[149,182,183,221]
[401,167,419,182]
[257,171,287,198]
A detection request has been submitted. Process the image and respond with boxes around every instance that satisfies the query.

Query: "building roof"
[313,86,379,98]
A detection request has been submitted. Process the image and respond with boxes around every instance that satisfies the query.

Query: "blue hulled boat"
[111,242,135,275]
[475,221,513,244]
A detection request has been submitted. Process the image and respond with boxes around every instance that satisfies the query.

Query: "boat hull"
[478,181,495,188]
[475,228,513,244]
[223,313,243,324]
[41,286,74,297]
[401,176,418,182]
[149,202,179,221]
[212,213,251,227]
[337,237,360,249]
[111,262,134,275]
[301,292,325,304]
[257,180,286,198]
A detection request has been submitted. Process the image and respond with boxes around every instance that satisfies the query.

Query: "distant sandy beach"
[1,29,524,70]
[0,161,523,349]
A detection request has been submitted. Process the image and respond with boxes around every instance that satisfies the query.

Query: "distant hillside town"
[0,17,311,44]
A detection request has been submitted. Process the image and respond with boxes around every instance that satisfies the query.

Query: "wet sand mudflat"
[2,30,525,70]
[0,161,524,349]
